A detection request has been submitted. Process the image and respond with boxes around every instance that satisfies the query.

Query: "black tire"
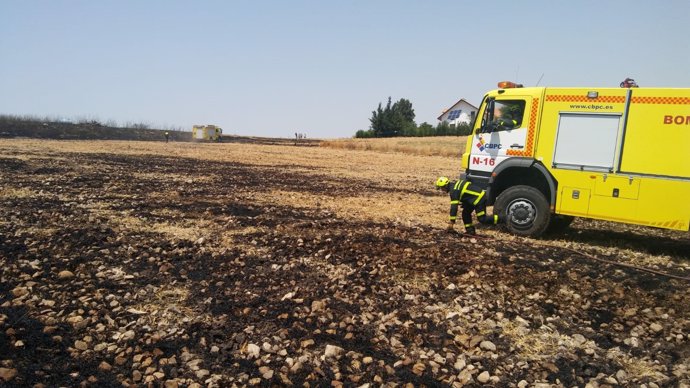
[546,215,575,234]
[494,185,551,237]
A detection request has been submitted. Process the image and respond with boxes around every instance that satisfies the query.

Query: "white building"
[437,98,478,126]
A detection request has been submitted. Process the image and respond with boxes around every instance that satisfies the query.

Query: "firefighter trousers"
[462,197,501,227]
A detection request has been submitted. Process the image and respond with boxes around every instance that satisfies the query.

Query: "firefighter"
[483,105,522,133]
[494,108,522,130]
[164,131,170,143]
[436,176,501,235]
[497,113,520,129]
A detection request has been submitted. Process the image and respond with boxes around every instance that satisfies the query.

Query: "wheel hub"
[508,200,536,226]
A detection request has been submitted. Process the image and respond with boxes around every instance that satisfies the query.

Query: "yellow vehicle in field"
[192,124,222,142]
[462,81,690,237]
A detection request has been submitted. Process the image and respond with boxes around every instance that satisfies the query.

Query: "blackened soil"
[1,148,688,387]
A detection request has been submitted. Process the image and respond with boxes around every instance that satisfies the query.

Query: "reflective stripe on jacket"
[448,179,486,222]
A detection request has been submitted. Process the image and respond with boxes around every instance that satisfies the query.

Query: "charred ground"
[0,141,689,387]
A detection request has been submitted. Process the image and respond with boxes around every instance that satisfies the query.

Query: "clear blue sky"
[1,1,688,139]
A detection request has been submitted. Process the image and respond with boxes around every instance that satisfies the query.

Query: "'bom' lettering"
[664,115,690,124]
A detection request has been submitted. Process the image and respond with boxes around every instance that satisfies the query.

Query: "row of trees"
[355,97,472,138]
[0,114,187,132]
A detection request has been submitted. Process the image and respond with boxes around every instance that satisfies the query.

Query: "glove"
[464,226,477,235]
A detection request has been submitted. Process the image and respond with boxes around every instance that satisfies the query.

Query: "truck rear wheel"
[494,185,551,237]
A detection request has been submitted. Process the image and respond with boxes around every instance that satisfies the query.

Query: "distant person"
[435,176,502,235]
[164,131,170,143]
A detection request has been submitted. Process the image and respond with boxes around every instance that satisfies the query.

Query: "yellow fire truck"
[462,81,690,237]
[192,125,222,142]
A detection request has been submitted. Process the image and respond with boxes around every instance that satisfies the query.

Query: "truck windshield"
[480,99,526,133]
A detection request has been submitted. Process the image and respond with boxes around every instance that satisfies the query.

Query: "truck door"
[469,97,533,174]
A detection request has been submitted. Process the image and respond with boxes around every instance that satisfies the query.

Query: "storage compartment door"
[552,113,621,172]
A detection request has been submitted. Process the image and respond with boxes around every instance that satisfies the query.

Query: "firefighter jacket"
[448,179,486,225]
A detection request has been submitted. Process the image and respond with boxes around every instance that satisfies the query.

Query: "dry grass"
[320,136,468,158]
[115,214,217,242]
[0,139,462,231]
[0,137,461,240]
[264,189,442,228]
[500,320,566,360]
[606,347,667,380]
[132,172,215,184]
[499,320,667,379]
[128,285,202,329]
[0,187,36,199]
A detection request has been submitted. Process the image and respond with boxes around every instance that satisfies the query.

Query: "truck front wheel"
[494,185,551,237]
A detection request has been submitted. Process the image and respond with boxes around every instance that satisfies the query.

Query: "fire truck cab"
[462,82,690,237]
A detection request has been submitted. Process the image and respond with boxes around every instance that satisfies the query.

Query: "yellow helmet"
[435,176,450,189]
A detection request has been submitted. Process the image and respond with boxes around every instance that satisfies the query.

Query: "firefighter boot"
[465,226,477,235]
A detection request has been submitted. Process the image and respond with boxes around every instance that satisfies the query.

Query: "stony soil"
[0,140,689,388]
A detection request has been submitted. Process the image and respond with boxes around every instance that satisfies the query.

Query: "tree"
[369,98,394,137]
[417,122,434,137]
[368,97,417,137]
[436,121,450,136]
[457,122,473,136]
[355,129,375,138]
[392,98,415,123]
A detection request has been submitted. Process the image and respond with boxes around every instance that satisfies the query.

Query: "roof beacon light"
[497,81,523,89]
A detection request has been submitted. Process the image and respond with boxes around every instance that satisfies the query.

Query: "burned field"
[1,140,689,387]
